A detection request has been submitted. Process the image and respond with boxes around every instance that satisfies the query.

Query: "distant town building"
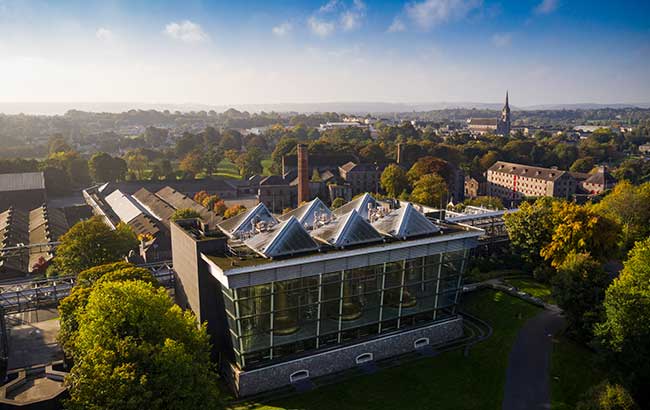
[487,161,577,203]
[467,92,511,136]
[0,172,46,212]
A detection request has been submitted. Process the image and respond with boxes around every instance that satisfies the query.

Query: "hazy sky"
[0,0,649,106]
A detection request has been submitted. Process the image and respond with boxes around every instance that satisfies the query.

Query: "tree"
[541,202,620,268]
[410,174,448,207]
[504,197,558,270]
[89,153,127,182]
[552,252,610,342]
[577,382,639,410]
[171,208,202,222]
[58,262,157,358]
[595,238,650,406]
[463,196,504,210]
[594,181,650,251]
[66,280,221,409]
[406,156,452,185]
[380,164,409,197]
[570,157,596,173]
[331,197,346,209]
[235,148,263,178]
[224,205,247,219]
[179,151,204,177]
[48,135,72,155]
[50,217,138,277]
[143,126,168,147]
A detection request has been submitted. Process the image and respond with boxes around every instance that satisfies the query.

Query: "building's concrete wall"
[232,317,463,397]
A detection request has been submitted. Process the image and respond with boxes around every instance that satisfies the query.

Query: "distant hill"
[1,101,649,115]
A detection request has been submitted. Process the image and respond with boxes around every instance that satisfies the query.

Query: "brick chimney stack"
[396,143,403,166]
[297,144,309,205]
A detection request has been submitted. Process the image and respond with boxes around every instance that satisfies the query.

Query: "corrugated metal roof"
[105,189,144,223]
[0,172,45,192]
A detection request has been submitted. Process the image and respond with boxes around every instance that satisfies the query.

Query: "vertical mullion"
[337,271,344,343]
[378,262,386,333]
[453,249,468,313]
[234,289,245,369]
[316,274,322,349]
[397,260,406,329]
[269,283,275,360]
[433,253,443,320]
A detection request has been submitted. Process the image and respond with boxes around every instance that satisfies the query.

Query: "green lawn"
[550,336,605,410]
[504,278,555,304]
[229,289,541,410]
[214,159,242,179]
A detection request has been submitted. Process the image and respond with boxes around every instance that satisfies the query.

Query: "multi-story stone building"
[338,162,380,196]
[171,194,482,396]
[487,161,577,203]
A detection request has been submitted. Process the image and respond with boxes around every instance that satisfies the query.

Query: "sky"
[0,0,649,107]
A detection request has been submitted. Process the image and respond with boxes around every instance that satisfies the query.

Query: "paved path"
[502,306,565,410]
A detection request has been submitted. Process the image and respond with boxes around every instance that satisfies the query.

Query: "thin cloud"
[309,16,335,37]
[272,22,293,37]
[95,27,114,42]
[405,0,482,30]
[388,18,406,33]
[491,33,512,48]
[164,20,208,43]
[535,0,558,15]
[319,0,339,13]
[353,0,366,11]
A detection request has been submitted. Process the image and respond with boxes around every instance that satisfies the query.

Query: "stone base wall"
[231,316,463,397]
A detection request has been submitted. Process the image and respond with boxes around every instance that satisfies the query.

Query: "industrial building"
[0,172,47,212]
[171,193,483,396]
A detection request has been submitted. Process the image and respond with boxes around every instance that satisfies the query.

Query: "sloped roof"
[278,198,332,229]
[488,161,568,182]
[584,169,617,186]
[105,189,144,223]
[371,202,440,240]
[218,202,277,239]
[244,216,319,258]
[0,172,45,192]
[155,186,219,227]
[333,193,378,220]
[259,175,288,186]
[132,188,176,228]
[468,118,498,126]
[312,209,383,248]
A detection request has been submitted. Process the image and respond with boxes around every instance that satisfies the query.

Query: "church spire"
[505,90,509,111]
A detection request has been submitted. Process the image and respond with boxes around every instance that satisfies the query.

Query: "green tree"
[541,202,621,268]
[51,217,138,276]
[89,153,127,182]
[380,164,409,198]
[66,280,221,410]
[552,252,610,342]
[577,381,639,410]
[570,157,596,173]
[406,156,452,185]
[463,196,504,210]
[504,197,557,267]
[58,262,157,358]
[410,174,448,207]
[595,238,650,406]
[594,181,650,251]
[171,208,202,222]
[235,148,263,178]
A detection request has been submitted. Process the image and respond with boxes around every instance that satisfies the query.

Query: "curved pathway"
[502,306,565,410]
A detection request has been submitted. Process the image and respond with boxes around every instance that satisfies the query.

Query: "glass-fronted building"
[171,195,482,396]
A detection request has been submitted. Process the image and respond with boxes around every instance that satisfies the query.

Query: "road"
[502,306,565,410]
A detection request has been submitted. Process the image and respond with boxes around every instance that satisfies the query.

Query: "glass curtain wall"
[222,249,468,369]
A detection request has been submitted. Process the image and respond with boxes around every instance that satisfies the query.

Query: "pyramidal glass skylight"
[279,198,333,229]
[218,202,277,239]
[244,216,319,258]
[332,193,377,220]
[313,209,383,248]
[371,202,440,240]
